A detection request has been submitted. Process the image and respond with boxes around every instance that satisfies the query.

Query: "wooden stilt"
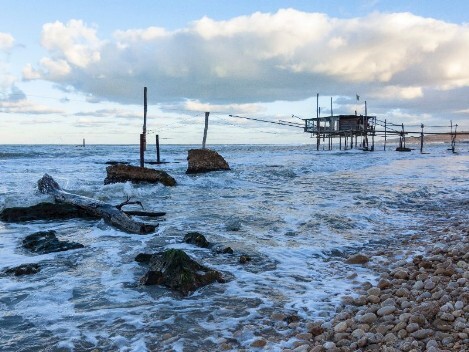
[140,133,144,167]
[156,135,161,163]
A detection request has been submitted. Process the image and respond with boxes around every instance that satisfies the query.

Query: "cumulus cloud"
[0,33,14,50]
[22,10,469,126]
[0,99,64,115]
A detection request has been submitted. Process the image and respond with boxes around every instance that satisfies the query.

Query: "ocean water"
[0,143,468,351]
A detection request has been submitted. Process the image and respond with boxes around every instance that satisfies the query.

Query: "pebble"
[377,305,396,316]
[288,232,469,351]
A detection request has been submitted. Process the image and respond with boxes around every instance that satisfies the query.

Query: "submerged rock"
[345,253,370,264]
[184,232,210,248]
[5,263,41,276]
[22,230,84,254]
[186,149,230,174]
[0,202,99,222]
[140,249,224,296]
[104,164,176,186]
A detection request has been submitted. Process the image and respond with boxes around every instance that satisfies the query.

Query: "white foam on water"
[0,144,468,351]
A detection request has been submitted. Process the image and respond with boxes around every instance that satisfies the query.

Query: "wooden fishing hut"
[303,94,376,151]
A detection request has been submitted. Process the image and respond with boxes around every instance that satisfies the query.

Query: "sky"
[1,0,468,144]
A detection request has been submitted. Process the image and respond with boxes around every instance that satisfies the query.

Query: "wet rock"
[5,263,40,276]
[0,202,99,222]
[22,230,84,254]
[140,249,224,296]
[345,253,370,264]
[183,232,210,248]
[239,255,252,264]
[135,253,153,263]
[186,149,230,174]
[212,244,234,254]
[104,164,176,186]
[251,339,267,348]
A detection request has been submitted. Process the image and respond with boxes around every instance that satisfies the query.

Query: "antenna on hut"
[140,87,148,167]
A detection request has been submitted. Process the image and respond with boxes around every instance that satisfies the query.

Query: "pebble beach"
[277,224,469,352]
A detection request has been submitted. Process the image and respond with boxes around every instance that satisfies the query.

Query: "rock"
[135,253,153,263]
[140,249,224,295]
[250,339,267,348]
[0,202,99,222]
[406,323,419,333]
[5,263,40,276]
[411,328,433,340]
[377,305,396,316]
[393,269,409,280]
[323,341,336,350]
[345,254,370,264]
[212,244,234,254]
[358,313,378,324]
[104,164,176,186]
[184,232,210,248]
[334,321,348,333]
[239,255,252,264]
[186,149,230,174]
[22,230,84,254]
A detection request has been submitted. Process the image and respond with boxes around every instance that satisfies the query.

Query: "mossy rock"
[141,249,224,296]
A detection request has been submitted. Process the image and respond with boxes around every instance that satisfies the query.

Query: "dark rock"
[184,232,210,248]
[284,314,300,324]
[105,161,130,165]
[104,164,176,186]
[212,244,234,254]
[22,230,84,254]
[135,253,153,263]
[239,255,252,264]
[140,249,224,296]
[0,202,99,222]
[5,263,41,276]
[186,149,230,174]
[345,253,370,264]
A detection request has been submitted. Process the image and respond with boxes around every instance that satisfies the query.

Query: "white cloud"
[0,32,14,50]
[41,19,102,68]
[21,11,469,127]
[164,99,265,114]
[0,100,64,114]
[371,86,424,100]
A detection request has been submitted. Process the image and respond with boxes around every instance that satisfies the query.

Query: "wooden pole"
[202,111,210,149]
[83,138,85,147]
[330,97,333,117]
[156,134,161,163]
[339,135,342,150]
[384,119,387,151]
[316,93,320,151]
[140,133,144,167]
[143,87,147,151]
[420,124,424,153]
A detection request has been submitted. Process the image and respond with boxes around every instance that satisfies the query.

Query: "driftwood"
[37,174,156,234]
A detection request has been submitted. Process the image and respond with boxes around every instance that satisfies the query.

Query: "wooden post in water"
[143,87,147,151]
[339,135,342,150]
[384,119,387,151]
[140,133,145,167]
[316,93,320,151]
[202,112,210,149]
[82,138,85,147]
[156,135,161,163]
[420,124,424,153]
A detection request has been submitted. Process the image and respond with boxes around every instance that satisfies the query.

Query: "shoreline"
[279,222,468,352]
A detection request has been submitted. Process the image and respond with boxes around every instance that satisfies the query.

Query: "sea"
[0,143,468,351]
